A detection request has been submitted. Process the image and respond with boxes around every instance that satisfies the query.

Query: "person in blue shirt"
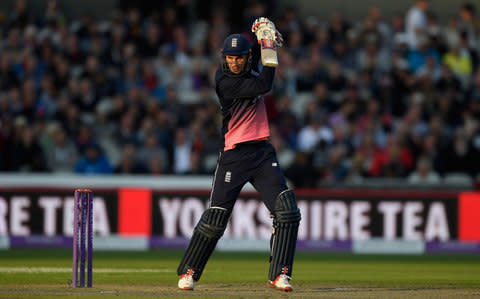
[74,142,113,174]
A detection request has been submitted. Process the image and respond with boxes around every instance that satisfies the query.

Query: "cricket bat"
[257,27,278,67]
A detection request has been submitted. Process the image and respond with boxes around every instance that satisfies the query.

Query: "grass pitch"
[0,249,479,298]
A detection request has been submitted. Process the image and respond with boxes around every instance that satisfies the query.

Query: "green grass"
[0,249,479,298]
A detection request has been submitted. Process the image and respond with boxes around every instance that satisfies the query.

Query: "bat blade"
[260,38,278,67]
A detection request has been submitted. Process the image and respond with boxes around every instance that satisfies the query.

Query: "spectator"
[173,128,192,174]
[443,128,478,177]
[8,0,33,30]
[146,152,166,175]
[329,100,355,130]
[297,110,333,152]
[270,125,295,170]
[459,3,480,50]
[43,0,65,26]
[345,153,367,183]
[326,62,347,93]
[115,112,138,146]
[443,44,473,90]
[459,29,479,73]
[141,22,162,58]
[407,36,441,72]
[415,54,442,81]
[367,6,391,46]
[407,155,441,184]
[322,145,350,183]
[75,123,95,153]
[443,16,461,51]
[313,81,336,113]
[356,34,391,74]
[45,124,78,173]
[188,151,206,175]
[369,135,414,177]
[405,0,429,50]
[357,15,384,49]
[274,94,299,149]
[115,142,145,174]
[285,152,321,188]
[7,122,48,172]
[74,143,113,174]
[435,63,462,92]
[137,133,169,173]
[413,133,446,175]
[354,131,382,176]
[390,14,406,43]
[328,12,351,43]
[329,38,357,70]
[73,78,99,114]
[0,55,19,90]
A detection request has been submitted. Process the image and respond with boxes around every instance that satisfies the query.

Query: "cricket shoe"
[178,269,194,290]
[268,274,293,292]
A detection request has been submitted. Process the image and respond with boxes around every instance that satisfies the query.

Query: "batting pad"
[269,190,301,281]
[177,207,231,281]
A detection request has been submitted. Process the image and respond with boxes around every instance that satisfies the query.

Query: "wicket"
[72,189,93,288]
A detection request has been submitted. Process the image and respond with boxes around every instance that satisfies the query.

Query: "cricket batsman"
[177,17,301,292]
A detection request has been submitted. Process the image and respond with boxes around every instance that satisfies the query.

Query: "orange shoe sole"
[267,282,293,292]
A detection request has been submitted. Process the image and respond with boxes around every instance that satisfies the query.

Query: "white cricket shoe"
[178,269,194,290]
[268,274,293,292]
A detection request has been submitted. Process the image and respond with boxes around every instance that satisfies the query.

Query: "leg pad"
[268,190,301,281]
[177,207,230,281]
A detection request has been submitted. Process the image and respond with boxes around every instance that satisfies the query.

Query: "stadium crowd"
[0,0,479,187]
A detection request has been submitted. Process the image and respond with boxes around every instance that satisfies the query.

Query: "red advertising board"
[459,192,480,241]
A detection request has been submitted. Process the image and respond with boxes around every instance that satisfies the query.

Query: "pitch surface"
[0,249,479,298]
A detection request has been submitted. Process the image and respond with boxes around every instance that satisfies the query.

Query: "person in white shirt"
[407,155,441,184]
[297,111,333,152]
[405,0,429,50]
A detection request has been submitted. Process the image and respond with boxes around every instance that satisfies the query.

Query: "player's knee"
[274,189,301,224]
[195,207,231,239]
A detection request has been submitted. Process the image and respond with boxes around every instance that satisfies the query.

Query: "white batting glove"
[252,17,275,32]
[251,17,283,47]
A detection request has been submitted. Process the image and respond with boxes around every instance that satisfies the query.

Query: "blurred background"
[0,0,479,186]
[0,0,479,252]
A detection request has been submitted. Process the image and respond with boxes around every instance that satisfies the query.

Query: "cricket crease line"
[0,267,174,273]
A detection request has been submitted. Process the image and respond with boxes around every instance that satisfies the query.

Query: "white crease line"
[0,267,173,273]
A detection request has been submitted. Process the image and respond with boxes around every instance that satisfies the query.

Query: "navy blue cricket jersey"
[214,59,275,151]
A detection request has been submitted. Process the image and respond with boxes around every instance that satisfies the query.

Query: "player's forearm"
[259,66,275,93]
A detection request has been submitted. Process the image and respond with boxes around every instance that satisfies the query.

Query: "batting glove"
[251,17,283,47]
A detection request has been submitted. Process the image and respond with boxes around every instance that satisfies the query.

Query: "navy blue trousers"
[209,141,288,213]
